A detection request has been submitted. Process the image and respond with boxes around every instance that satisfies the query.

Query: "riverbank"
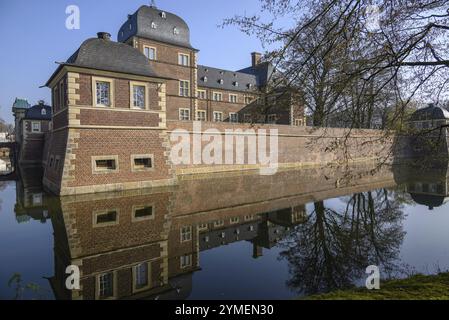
[305,273,449,300]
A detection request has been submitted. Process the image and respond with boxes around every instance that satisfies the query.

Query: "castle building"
[12,100,52,165]
[42,4,305,196]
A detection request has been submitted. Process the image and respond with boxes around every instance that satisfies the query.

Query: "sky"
[0,0,271,124]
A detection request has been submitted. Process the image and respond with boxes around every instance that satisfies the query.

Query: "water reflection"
[4,161,449,299]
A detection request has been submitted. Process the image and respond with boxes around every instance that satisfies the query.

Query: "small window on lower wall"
[131,154,154,172]
[92,156,119,174]
[132,205,154,221]
[94,209,119,227]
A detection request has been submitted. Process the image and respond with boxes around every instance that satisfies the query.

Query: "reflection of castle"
[15,163,400,300]
[405,163,449,210]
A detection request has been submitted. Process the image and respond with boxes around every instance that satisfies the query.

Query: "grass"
[305,273,449,300]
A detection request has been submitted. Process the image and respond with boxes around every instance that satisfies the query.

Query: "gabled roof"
[24,103,52,121]
[12,98,31,110]
[117,5,195,50]
[197,65,258,93]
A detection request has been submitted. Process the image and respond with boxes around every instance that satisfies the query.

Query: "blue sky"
[0,0,269,124]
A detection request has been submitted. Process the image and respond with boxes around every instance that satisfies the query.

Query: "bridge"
[0,141,19,181]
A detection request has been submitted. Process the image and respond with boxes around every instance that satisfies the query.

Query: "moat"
[1,163,449,300]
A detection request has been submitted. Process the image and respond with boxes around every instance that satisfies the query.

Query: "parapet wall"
[167,120,402,175]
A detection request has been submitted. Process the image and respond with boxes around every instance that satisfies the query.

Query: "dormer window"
[161,11,166,19]
[151,22,157,29]
[129,24,132,30]
[233,81,239,87]
[203,76,208,82]
[218,79,224,85]
[247,83,253,89]
[173,27,179,35]
[220,71,224,75]
[41,108,46,116]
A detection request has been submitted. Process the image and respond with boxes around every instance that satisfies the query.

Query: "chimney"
[251,52,262,67]
[97,32,111,41]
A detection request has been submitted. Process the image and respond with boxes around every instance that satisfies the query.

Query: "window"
[133,205,154,221]
[31,122,41,133]
[197,90,206,99]
[214,220,224,228]
[41,108,47,116]
[161,11,166,18]
[133,263,150,291]
[96,82,111,106]
[203,76,208,83]
[59,81,65,108]
[198,223,208,231]
[132,155,153,171]
[180,226,192,242]
[132,85,146,109]
[93,77,114,107]
[178,53,190,66]
[267,114,277,124]
[173,27,179,35]
[151,21,157,29]
[98,272,114,299]
[213,92,222,101]
[144,46,156,60]
[233,81,239,87]
[92,156,119,173]
[179,108,190,121]
[32,193,43,206]
[294,118,303,126]
[229,94,238,103]
[230,217,240,224]
[218,79,224,85]
[54,157,60,171]
[213,111,223,122]
[244,215,254,221]
[179,80,190,97]
[229,113,238,123]
[49,156,54,168]
[244,96,252,104]
[94,210,119,227]
[180,255,192,269]
[196,110,206,121]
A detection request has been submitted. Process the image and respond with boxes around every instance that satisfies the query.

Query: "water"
[1,163,449,300]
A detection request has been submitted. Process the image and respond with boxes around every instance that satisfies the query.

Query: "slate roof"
[118,5,195,50]
[24,103,52,121]
[12,98,31,110]
[410,193,449,210]
[237,62,275,87]
[65,37,160,78]
[197,65,259,93]
[410,104,449,121]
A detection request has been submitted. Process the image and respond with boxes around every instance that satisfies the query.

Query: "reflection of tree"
[279,189,406,295]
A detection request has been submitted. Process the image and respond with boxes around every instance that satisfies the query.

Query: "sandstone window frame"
[197,223,208,231]
[229,112,238,123]
[31,121,41,133]
[229,94,238,103]
[132,261,152,293]
[196,110,206,121]
[230,217,240,224]
[96,271,117,300]
[213,220,224,228]
[294,118,304,126]
[180,226,192,243]
[92,155,119,174]
[197,90,206,100]
[179,108,190,121]
[180,254,192,269]
[93,208,120,228]
[132,204,155,222]
[143,45,157,61]
[267,114,277,124]
[213,111,223,122]
[178,53,190,66]
[131,154,154,172]
[179,80,190,97]
[129,81,149,110]
[92,76,115,108]
[213,92,223,102]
